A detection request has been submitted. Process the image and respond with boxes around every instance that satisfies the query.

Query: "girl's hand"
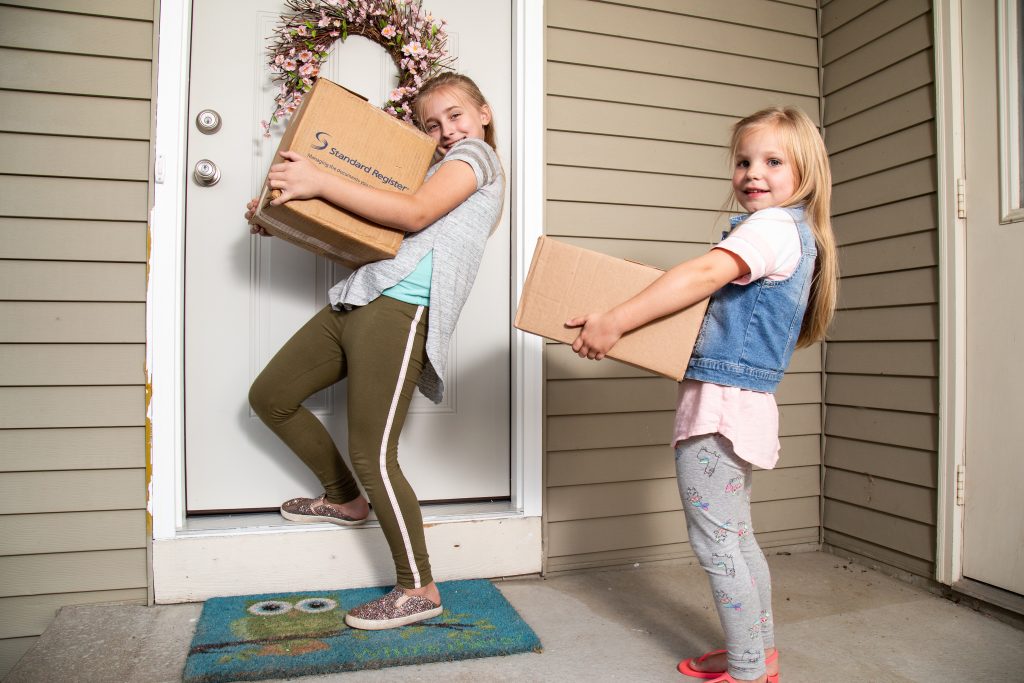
[244,198,269,236]
[565,311,625,360]
[266,150,325,204]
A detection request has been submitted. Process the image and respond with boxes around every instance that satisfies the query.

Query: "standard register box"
[514,236,709,381]
[253,78,438,268]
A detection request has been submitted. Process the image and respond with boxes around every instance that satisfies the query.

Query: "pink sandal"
[677,648,779,682]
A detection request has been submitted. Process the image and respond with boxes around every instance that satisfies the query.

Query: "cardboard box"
[514,237,709,381]
[253,78,437,268]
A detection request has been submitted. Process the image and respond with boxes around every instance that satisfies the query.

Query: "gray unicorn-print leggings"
[676,432,774,680]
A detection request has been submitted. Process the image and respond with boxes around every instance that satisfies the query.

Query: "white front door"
[184,0,511,512]
[960,0,1024,596]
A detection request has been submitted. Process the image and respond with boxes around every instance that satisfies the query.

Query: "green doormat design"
[183,579,542,682]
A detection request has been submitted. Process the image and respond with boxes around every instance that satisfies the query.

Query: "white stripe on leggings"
[378,305,425,588]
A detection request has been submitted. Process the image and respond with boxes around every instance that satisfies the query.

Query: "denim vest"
[684,206,817,393]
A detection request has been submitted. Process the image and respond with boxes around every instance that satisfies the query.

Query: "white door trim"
[148,0,545,596]
[933,0,967,587]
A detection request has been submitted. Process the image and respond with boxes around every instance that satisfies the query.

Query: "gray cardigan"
[328,138,504,403]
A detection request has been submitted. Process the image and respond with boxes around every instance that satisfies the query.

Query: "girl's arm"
[265,150,477,232]
[566,248,750,359]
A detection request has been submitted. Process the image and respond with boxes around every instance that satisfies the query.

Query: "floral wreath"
[262,0,453,136]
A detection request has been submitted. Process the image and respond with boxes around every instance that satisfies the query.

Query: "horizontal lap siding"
[0,2,153,675]
[820,0,938,578]
[543,0,823,573]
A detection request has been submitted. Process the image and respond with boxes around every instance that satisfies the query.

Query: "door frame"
[148,0,545,601]
[933,0,967,590]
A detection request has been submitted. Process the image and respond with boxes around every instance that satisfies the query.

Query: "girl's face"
[419,87,491,156]
[731,125,799,213]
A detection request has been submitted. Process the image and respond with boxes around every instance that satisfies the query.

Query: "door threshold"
[154,506,540,602]
[953,578,1024,616]
[180,500,519,536]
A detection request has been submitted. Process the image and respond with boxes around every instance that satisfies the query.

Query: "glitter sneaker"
[279,494,368,526]
[344,587,443,630]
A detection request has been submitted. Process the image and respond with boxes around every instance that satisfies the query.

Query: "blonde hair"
[730,106,838,347]
[412,72,497,150]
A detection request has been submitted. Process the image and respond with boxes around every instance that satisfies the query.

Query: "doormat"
[182,579,542,682]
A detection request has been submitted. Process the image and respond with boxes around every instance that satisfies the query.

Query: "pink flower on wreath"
[274,54,285,66]
[382,24,396,39]
[389,87,407,101]
[402,41,427,58]
[301,76,314,88]
[329,30,340,37]
[282,58,298,71]
[297,49,314,63]
[318,12,331,27]
[299,62,315,77]
[296,24,307,36]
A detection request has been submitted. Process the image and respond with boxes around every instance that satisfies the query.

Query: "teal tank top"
[381,250,432,306]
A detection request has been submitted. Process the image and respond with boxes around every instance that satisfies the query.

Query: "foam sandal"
[705,673,779,683]
[677,649,778,682]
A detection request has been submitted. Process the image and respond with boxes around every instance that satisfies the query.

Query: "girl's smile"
[419,88,491,156]
[732,126,798,213]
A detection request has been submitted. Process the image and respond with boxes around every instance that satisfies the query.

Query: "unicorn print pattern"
[697,446,721,476]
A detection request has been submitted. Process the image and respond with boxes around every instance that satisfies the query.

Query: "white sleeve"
[714,207,802,284]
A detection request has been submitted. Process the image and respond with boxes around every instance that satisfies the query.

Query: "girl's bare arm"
[265,150,477,232]
[566,248,749,359]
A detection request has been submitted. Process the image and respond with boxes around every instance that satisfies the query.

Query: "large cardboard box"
[514,237,709,381]
[253,78,437,268]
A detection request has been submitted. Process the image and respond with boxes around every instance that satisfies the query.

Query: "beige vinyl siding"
[543,0,823,573]
[820,0,939,578]
[0,1,153,675]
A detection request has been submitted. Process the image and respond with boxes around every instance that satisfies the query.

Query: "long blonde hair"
[411,72,497,150]
[729,107,838,347]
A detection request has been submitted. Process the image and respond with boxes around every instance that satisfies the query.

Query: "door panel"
[184,0,511,511]
[961,0,1024,594]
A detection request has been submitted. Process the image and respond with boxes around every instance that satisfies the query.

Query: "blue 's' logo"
[312,131,330,150]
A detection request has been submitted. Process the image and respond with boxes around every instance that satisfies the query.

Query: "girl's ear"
[479,104,492,126]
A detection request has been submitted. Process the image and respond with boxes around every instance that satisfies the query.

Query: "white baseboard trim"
[153,516,541,603]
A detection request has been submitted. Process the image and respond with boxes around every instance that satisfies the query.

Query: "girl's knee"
[248,377,293,424]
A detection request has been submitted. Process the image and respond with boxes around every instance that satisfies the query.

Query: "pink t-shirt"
[673,208,802,469]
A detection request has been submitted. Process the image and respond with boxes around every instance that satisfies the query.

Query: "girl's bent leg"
[248,305,361,504]
[676,433,769,681]
[343,297,432,590]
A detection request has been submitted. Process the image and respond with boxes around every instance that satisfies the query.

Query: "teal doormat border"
[183,579,542,682]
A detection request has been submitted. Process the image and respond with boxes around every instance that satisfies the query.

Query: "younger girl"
[567,107,837,683]
[244,73,503,630]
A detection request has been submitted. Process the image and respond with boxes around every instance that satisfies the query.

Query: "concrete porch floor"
[6,550,1024,682]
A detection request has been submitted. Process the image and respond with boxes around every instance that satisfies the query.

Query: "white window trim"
[148,1,544,546]
[997,0,1024,222]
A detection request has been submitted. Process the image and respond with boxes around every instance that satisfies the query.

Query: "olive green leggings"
[248,298,432,589]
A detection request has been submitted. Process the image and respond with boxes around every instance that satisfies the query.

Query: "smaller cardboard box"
[514,237,709,381]
[253,78,438,268]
